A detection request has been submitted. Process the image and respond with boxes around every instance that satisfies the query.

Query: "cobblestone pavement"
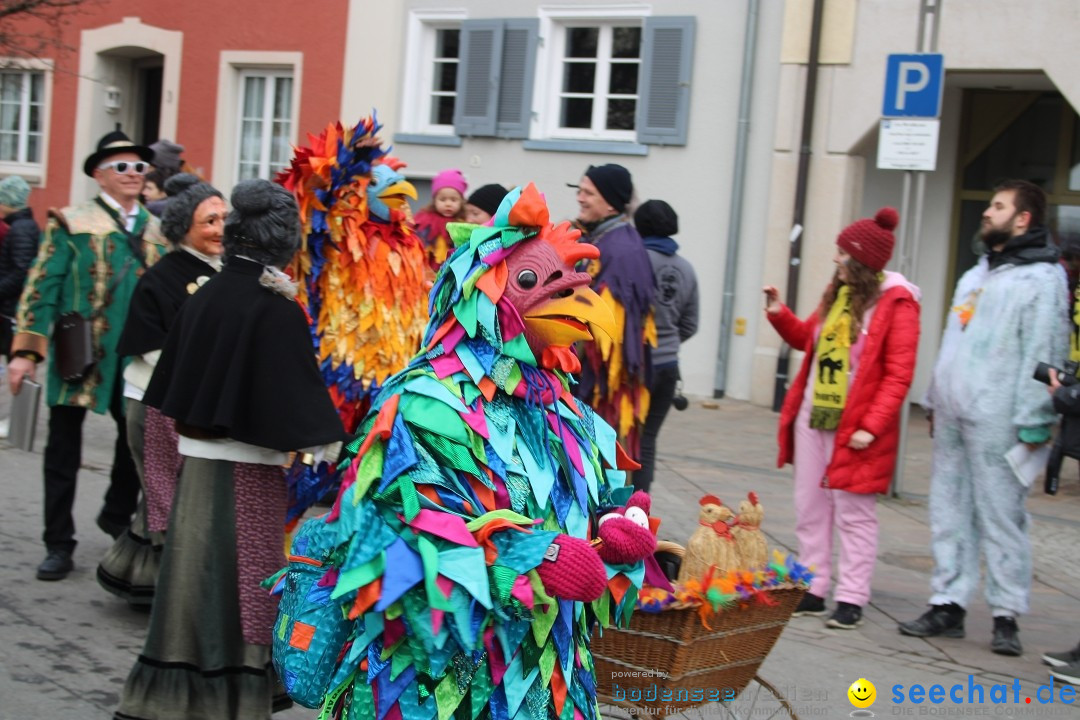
[2,394,1079,718]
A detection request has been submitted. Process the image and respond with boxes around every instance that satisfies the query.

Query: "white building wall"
[341,0,788,400]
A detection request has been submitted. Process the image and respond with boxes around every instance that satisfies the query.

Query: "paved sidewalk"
[1,396,1079,718]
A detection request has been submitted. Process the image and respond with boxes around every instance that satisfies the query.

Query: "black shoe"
[898,603,965,638]
[1050,660,1080,685]
[792,592,827,617]
[36,550,73,581]
[96,513,127,540]
[826,601,863,629]
[991,616,1022,656]
[1043,641,1080,668]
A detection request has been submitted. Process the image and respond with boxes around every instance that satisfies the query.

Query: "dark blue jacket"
[0,207,40,318]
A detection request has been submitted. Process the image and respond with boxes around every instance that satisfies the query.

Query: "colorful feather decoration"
[273,185,646,720]
[276,114,429,522]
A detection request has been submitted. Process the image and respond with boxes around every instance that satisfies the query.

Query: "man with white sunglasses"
[8,130,167,581]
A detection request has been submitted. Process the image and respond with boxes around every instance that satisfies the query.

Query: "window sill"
[0,164,44,186]
[522,139,649,156]
[392,133,463,147]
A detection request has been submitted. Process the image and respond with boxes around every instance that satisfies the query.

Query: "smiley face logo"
[847,678,876,709]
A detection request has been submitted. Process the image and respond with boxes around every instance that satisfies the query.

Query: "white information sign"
[877,118,940,171]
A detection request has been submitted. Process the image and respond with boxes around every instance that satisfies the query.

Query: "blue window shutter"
[496,19,539,139]
[637,16,695,146]
[454,20,504,136]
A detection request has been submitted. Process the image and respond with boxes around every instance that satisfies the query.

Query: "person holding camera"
[899,180,1067,657]
[633,199,698,493]
[765,208,920,630]
[1038,368,1080,683]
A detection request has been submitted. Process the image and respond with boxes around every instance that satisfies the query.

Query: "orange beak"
[523,285,616,347]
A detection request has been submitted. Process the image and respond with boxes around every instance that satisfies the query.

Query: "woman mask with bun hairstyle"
[97,181,226,610]
[115,179,346,719]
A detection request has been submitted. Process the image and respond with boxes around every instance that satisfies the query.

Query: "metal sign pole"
[891,0,942,497]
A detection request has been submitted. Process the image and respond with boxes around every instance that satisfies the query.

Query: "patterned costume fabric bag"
[272,517,350,708]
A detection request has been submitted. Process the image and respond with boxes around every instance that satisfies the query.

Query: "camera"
[1039,360,1080,495]
[1033,361,1079,387]
[671,379,689,411]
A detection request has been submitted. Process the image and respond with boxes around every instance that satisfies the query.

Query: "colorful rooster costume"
[276,116,429,519]
[272,185,654,720]
[574,217,656,461]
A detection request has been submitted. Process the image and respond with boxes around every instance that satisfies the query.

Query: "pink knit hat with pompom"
[836,207,899,272]
[431,169,467,197]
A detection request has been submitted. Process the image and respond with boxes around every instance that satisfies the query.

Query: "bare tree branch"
[0,0,101,64]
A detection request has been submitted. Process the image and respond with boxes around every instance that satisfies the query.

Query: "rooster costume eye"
[516,269,538,289]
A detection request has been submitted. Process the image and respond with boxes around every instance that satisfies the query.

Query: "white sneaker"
[0,418,9,439]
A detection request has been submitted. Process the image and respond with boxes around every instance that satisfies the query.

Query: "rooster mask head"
[427,183,615,372]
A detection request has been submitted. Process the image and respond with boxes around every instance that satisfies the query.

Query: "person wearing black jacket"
[1040,368,1080,683]
[0,175,40,359]
[0,176,40,440]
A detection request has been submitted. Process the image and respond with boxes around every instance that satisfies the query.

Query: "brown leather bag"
[54,311,95,382]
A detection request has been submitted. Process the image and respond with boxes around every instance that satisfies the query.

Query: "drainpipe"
[771,0,826,412]
[713,0,761,399]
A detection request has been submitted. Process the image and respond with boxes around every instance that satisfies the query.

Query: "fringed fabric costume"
[276,115,429,522]
[574,216,656,460]
[272,185,655,720]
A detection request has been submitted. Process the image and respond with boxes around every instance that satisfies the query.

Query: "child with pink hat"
[414,168,467,273]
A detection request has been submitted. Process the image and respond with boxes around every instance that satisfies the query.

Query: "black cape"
[116,249,218,358]
[143,257,346,452]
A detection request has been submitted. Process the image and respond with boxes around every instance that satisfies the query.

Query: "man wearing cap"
[8,130,167,581]
[569,163,655,460]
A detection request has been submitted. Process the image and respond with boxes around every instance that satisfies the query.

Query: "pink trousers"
[793,395,878,606]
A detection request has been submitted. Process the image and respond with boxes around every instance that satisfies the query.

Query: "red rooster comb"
[700,494,722,507]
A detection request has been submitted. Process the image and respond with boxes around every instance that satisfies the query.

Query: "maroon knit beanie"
[836,207,899,272]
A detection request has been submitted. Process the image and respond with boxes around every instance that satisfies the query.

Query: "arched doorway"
[69,18,181,202]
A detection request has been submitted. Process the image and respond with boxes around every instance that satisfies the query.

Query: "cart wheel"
[597,676,799,720]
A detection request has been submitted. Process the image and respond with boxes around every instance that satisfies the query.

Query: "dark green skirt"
[114,456,290,720]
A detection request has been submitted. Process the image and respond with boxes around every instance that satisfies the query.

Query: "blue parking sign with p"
[883,54,944,118]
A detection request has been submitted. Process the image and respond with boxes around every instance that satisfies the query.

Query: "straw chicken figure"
[273,185,654,720]
[275,115,429,521]
[730,491,768,569]
[677,494,740,582]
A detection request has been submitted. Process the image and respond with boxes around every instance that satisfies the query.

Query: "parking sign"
[882,54,944,118]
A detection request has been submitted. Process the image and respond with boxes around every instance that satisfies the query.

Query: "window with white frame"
[0,68,45,167]
[556,24,641,139]
[236,70,293,180]
[428,28,460,128]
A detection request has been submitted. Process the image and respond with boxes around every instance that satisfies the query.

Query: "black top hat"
[83,130,155,177]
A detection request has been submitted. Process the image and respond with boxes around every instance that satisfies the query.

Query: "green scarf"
[810,285,852,431]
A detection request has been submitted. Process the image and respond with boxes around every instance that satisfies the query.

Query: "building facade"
[7,0,1080,405]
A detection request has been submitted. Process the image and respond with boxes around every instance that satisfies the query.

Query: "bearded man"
[899,180,1067,657]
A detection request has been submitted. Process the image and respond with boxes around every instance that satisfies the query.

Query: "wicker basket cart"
[591,542,805,720]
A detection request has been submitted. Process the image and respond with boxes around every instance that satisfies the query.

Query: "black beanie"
[584,164,632,213]
[467,183,509,217]
[634,199,679,237]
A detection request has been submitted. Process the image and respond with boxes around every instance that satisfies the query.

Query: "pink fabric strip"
[143,405,182,533]
[232,461,287,646]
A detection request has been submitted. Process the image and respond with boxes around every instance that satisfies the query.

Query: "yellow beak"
[523,285,616,347]
[378,180,418,209]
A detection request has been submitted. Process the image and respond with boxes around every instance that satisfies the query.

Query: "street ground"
[2,393,1079,719]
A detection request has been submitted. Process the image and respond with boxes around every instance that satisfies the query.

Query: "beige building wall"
[753,0,1080,407]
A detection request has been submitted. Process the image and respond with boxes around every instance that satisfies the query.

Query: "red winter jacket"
[769,280,920,494]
